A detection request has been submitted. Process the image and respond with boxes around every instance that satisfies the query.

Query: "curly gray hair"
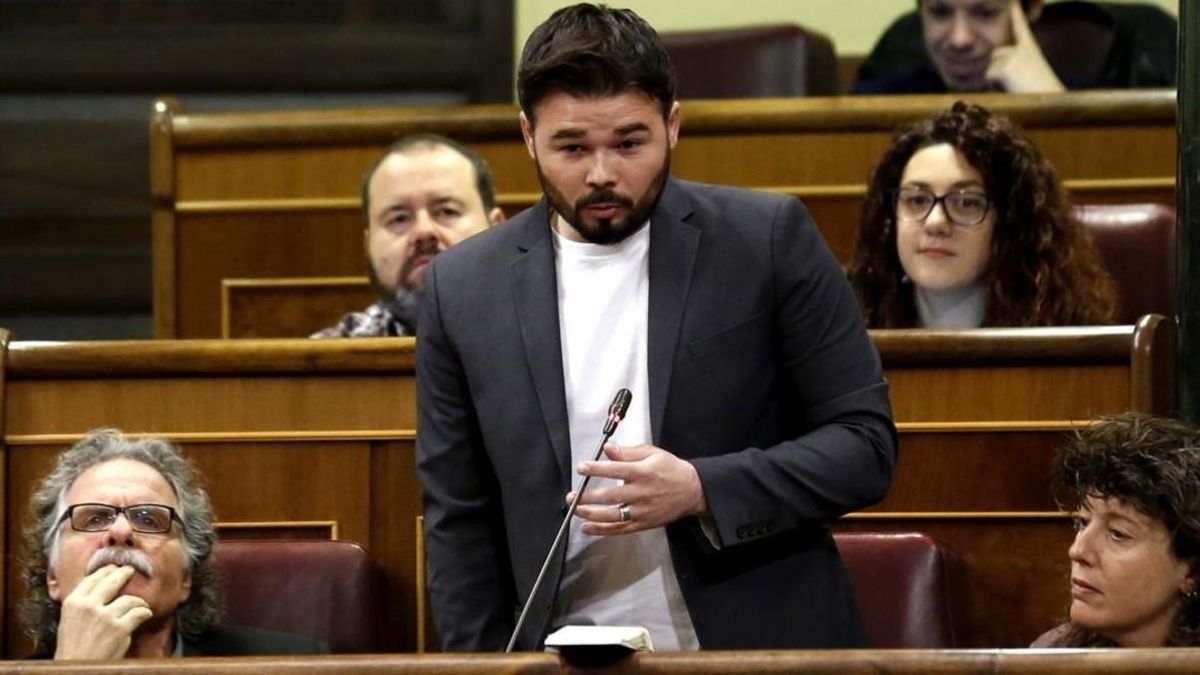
[19,429,221,650]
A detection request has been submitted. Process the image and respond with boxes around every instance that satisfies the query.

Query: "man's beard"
[537,150,670,245]
[366,257,423,331]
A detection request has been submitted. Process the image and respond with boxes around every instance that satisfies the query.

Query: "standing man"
[313,134,505,338]
[417,4,896,652]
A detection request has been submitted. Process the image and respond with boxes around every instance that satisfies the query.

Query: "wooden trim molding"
[166,89,1175,148]
[175,177,1173,216]
[0,327,9,619]
[416,515,427,654]
[895,421,1089,433]
[178,198,359,213]
[843,511,1072,521]
[223,277,369,290]
[215,521,339,540]
[1130,314,1179,416]
[151,98,182,338]
[6,338,416,378]
[871,323,1133,365]
[3,430,416,446]
[4,323,1143,376]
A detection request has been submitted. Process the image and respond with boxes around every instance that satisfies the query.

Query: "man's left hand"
[568,443,709,535]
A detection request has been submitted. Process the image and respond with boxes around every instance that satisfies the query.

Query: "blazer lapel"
[509,200,573,484]
[647,179,699,443]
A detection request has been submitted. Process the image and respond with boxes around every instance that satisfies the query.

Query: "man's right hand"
[985,0,1065,93]
[54,564,153,660]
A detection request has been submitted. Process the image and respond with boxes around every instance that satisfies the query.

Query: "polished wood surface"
[152,90,1177,337]
[3,649,1199,673]
[0,327,10,634]
[0,321,1173,655]
[223,277,374,339]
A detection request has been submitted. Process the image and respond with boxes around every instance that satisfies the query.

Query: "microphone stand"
[504,388,632,653]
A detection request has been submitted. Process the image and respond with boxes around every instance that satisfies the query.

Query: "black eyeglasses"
[58,503,181,534]
[894,186,993,227]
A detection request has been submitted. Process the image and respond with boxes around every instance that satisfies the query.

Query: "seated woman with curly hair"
[1034,413,1200,647]
[849,101,1114,328]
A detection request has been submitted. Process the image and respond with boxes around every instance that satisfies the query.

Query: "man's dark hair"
[360,134,497,219]
[517,3,676,123]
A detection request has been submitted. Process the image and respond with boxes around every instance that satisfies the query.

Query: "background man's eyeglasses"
[894,186,992,226]
[59,503,181,534]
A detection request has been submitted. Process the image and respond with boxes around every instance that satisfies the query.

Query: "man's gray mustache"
[86,547,154,577]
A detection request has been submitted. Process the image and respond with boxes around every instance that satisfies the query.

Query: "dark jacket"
[417,177,897,651]
[29,624,327,658]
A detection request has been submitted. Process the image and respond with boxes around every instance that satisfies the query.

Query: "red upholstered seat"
[1074,203,1176,325]
[835,532,966,648]
[213,539,383,653]
[661,24,838,98]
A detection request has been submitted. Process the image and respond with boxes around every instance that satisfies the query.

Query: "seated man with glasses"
[849,101,1114,328]
[18,429,324,659]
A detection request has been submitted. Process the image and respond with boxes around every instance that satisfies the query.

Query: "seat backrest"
[834,532,966,648]
[661,24,837,98]
[1074,203,1176,325]
[1031,1,1117,84]
[213,539,382,653]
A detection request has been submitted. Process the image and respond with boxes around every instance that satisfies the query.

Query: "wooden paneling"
[836,518,1072,649]
[223,277,374,339]
[0,328,9,648]
[0,321,1175,655]
[152,90,1177,337]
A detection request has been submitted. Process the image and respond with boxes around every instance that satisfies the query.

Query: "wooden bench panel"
[153,90,1176,337]
[0,319,1175,655]
[223,277,374,339]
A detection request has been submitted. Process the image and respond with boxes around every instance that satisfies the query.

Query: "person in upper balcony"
[312,134,505,338]
[1033,412,1200,648]
[848,101,1113,328]
[853,0,1177,94]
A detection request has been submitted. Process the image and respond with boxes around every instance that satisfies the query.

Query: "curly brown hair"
[1052,413,1200,647]
[848,101,1114,328]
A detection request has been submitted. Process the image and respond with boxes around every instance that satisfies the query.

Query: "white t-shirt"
[550,221,700,650]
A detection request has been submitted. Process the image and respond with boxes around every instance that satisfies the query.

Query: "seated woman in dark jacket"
[1033,413,1200,648]
[848,101,1113,328]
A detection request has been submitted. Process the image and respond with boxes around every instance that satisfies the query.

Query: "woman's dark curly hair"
[848,101,1114,328]
[1051,412,1200,647]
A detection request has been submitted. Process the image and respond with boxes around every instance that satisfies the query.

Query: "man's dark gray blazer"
[417,177,897,651]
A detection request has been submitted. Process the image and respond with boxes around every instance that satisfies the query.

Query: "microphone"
[504,388,632,653]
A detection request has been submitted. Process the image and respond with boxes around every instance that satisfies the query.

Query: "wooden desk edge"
[4,648,1198,673]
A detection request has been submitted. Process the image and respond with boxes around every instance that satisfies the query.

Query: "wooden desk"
[3,649,1198,673]
[0,318,1175,655]
[151,90,1176,337]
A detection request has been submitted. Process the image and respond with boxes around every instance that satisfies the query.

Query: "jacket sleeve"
[416,261,516,651]
[690,196,898,547]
